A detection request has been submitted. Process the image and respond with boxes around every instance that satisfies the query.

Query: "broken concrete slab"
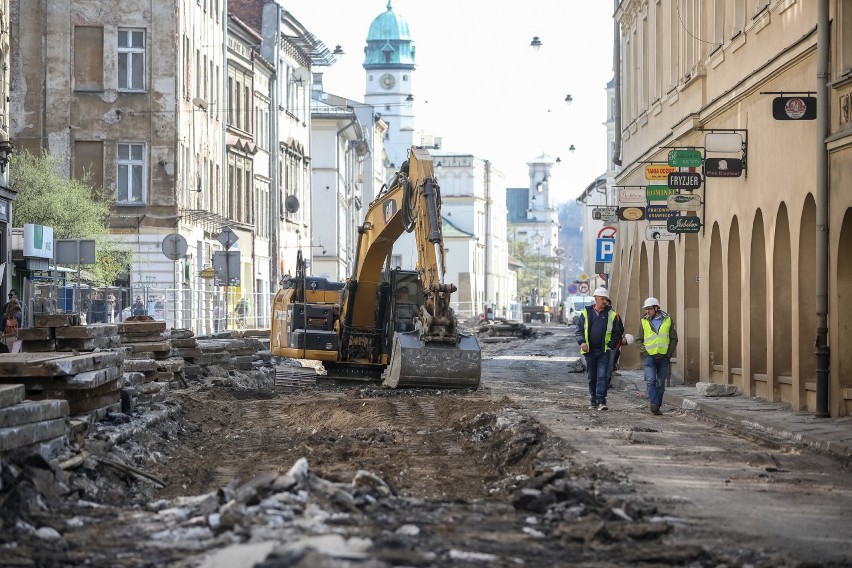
[0,400,69,429]
[695,382,739,397]
[0,417,68,453]
[0,384,25,409]
[0,351,126,377]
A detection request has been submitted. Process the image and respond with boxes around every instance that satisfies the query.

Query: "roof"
[364,1,416,69]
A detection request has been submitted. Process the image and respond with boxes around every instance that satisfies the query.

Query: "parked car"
[568,296,595,326]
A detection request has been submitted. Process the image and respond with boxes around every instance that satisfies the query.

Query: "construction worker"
[636,297,679,415]
[575,287,624,411]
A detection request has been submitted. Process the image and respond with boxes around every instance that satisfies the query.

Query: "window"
[118,29,145,91]
[117,143,145,204]
[74,26,104,91]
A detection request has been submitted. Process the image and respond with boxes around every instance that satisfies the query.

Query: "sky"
[282,1,615,204]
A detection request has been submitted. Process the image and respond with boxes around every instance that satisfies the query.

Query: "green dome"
[364,1,416,69]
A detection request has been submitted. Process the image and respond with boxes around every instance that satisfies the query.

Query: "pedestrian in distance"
[2,289,19,314]
[131,296,146,316]
[575,287,624,411]
[635,297,679,416]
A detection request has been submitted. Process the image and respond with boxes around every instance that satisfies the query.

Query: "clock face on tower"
[379,73,395,90]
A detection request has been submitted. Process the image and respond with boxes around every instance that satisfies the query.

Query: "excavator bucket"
[382,332,481,389]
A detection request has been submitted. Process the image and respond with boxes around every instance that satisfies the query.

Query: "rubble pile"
[192,337,273,388]
[168,328,199,381]
[17,316,121,352]
[119,320,180,409]
[0,350,126,430]
[0,384,70,459]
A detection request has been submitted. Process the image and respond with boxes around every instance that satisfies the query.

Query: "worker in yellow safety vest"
[635,297,679,416]
[575,287,624,411]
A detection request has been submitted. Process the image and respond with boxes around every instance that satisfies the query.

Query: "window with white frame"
[118,29,145,91]
[117,143,145,204]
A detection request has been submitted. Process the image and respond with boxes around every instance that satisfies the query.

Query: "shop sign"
[772,96,817,120]
[645,225,677,241]
[618,187,646,204]
[705,158,743,177]
[667,149,702,167]
[617,206,646,221]
[645,164,677,181]
[667,172,702,189]
[646,185,676,202]
[667,215,702,233]
[667,194,702,212]
[646,205,676,221]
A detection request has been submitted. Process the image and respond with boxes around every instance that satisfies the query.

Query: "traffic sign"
[646,185,676,202]
[667,149,702,167]
[596,238,615,263]
[645,225,677,241]
[592,206,618,222]
[567,283,578,295]
[618,187,646,204]
[705,158,743,177]
[580,273,589,281]
[597,226,617,239]
[667,172,702,189]
[667,193,701,211]
[645,164,677,180]
[578,282,590,294]
[217,226,238,250]
[617,206,646,221]
[667,215,702,233]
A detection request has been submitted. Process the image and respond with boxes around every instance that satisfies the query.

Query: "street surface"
[1,324,850,567]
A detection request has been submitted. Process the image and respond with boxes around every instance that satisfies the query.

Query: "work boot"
[650,404,662,415]
[597,403,608,411]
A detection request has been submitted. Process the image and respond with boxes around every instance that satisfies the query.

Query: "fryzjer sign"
[667,215,702,233]
[645,225,677,241]
[646,185,676,202]
[618,187,646,204]
[667,149,702,167]
[667,172,702,189]
[772,96,817,120]
[667,193,701,211]
[645,164,677,181]
[705,157,743,177]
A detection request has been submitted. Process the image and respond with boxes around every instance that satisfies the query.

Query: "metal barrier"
[30,284,272,335]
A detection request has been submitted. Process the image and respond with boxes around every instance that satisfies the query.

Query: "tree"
[9,150,133,285]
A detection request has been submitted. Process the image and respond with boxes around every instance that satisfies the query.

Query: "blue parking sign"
[596,238,615,263]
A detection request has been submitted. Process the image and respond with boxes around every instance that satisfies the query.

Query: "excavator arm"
[341,147,480,388]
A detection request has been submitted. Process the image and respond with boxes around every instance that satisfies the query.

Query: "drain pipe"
[612,0,622,167]
[815,0,830,417]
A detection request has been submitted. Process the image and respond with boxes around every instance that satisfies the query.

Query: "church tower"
[364,1,416,172]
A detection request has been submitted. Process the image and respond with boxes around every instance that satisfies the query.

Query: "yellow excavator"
[271,147,481,389]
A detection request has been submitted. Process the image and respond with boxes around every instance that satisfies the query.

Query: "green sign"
[667,215,702,233]
[646,185,676,202]
[667,149,702,167]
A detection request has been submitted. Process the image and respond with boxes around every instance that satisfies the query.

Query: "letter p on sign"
[596,238,615,263]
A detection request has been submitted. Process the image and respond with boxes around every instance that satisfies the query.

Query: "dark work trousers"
[584,347,611,406]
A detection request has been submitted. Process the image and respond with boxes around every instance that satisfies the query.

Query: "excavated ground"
[1,324,851,567]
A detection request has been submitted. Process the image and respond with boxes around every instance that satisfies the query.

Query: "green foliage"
[507,224,552,304]
[9,150,133,285]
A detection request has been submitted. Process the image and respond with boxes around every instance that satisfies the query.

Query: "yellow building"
[612,1,852,416]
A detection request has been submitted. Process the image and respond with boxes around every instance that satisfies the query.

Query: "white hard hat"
[643,297,660,309]
[624,333,634,345]
[593,287,609,298]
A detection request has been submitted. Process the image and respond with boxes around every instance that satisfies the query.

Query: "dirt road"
[2,324,851,567]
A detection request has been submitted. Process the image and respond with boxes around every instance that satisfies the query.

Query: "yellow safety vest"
[641,316,672,356]
[582,309,616,353]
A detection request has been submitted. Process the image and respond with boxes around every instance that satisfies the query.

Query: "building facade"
[0,0,13,297]
[612,1,852,416]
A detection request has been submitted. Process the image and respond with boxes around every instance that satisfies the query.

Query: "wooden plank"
[34,314,80,328]
[54,324,119,339]
[0,418,68,452]
[0,384,25,409]
[0,400,69,429]
[0,351,126,377]
[117,321,167,334]
[127,342,171,353]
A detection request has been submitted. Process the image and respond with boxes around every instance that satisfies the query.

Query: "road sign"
[772,96,816,120]
[592,206,618,222]
[645,224,677,241]
[645,164,677,180]
[705,132,743,152]
[567,283,578,295]
[646,205,675,221]
[667,193,702,211]
[578,282,589,294]
[596,238,615,263]
[617,206,646,221]
[597,226,617,239]
[705,158,743,177]
[646,185,676,202]
[667,172,702,189]
[667,215,702,233]
[668,149,702,167]
[594,262,609,275]
[217,226,238,250]
[618,187,646,204]
[213,250,241,286]
[162,233,188,260]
